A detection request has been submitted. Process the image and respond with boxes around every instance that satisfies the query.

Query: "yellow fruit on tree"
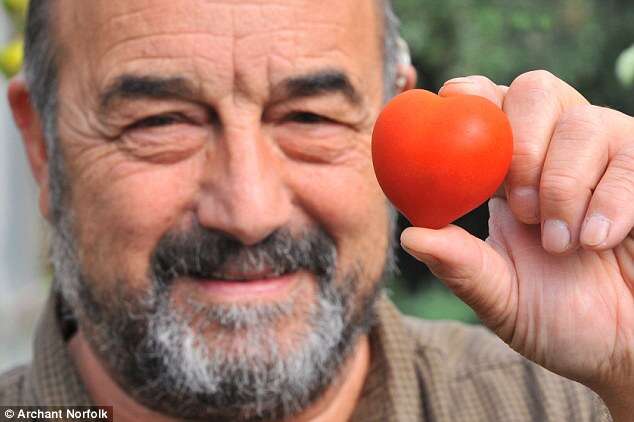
[3,0,29,18]
[0,38,24,78]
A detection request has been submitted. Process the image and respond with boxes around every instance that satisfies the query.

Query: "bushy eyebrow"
[99,69,362,112]
[278,70,362,105]
[99,75,197,111]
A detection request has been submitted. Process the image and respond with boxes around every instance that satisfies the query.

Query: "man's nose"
[197,125,293,246]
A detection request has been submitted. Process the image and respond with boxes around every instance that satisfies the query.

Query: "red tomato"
[372,89,513,229]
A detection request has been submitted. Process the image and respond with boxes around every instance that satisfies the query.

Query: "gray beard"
[50,210,392,421]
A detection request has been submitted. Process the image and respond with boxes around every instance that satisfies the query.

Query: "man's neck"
[68,331,370,422]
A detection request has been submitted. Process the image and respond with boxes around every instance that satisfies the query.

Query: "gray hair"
[23,0,66,223]
[381,0,406,101]
[23,0,403,218]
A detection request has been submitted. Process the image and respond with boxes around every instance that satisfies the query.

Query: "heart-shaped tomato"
[372,89,513,229]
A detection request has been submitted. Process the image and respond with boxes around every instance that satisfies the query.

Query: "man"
[1,0,632,421]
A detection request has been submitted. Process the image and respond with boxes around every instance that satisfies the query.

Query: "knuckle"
[507,70,562,119]
[461,75,500,101]
[509,145,545,185]
[613,145,634,173]
[540,171,586,204]
[551,105,609,158]
[511,70,559,96]
[594,147,634,209]
[601,168,634,202]
[513,142,543,164]
[592,188,634,222]
[556,104,604,137]
[596,181,634,206]
[467,75,495,86]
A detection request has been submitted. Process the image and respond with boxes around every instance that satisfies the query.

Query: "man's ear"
[394,38,417,93]
[396,64,417,93]
[8,75,52,221]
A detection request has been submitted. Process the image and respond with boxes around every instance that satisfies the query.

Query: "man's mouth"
[183,269,302,301]
[207,267,286,281]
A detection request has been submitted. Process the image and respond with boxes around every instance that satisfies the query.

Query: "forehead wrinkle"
[231,2,294,37]
[67,1,235,69]
[93,31,235,105]
[62,0,383,117]
[89,3,160,39]
[96,32,235,79]
[94,1,235,39]
[227,1,362,105]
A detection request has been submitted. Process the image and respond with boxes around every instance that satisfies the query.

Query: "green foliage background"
[395,0,634,108]
[2,0,633,324]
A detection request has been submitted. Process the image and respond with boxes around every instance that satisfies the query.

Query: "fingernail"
[542,219,571,253]
[581,214,611,247]
[510,187,540,222]
[443,77,473,85]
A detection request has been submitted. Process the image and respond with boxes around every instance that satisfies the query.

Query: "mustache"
[150,223,338,286]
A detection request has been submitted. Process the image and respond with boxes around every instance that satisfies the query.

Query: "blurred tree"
[394,0,634,110]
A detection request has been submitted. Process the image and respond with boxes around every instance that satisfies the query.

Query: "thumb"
[401,225,515,329]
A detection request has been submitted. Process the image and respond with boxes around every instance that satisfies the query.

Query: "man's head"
[9,1,416,420]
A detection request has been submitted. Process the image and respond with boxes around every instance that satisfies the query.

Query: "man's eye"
[128,113,187,130]
[286,112,331,124]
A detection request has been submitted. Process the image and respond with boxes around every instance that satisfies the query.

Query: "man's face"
[50,0,391,419]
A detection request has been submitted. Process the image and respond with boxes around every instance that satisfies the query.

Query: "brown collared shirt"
[1,292,611,421]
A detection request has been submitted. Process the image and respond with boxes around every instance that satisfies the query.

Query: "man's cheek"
[73,164,200,285]
[297,168,383,230]
[291,165,389,272]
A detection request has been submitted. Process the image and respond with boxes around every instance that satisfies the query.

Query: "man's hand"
[400,71,634,420]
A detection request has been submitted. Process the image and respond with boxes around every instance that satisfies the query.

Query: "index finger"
[503,70,588,224]
[439,75,507,108]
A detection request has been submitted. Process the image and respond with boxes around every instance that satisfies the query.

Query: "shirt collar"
[23,292,93,407]
[351,293,424,421]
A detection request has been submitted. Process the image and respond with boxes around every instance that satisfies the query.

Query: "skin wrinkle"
[93,3,158,28]
[102,32,236,62]
[90,4,235,50]
[510,247,627,376]
[89,28,358,117]
[57,88,109,141]
[619,239,634,286]
[231,3,292,37]
[483,238,518,337]
[104,103,209,137]
[230,7,238,110]
[93,62,369,160]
